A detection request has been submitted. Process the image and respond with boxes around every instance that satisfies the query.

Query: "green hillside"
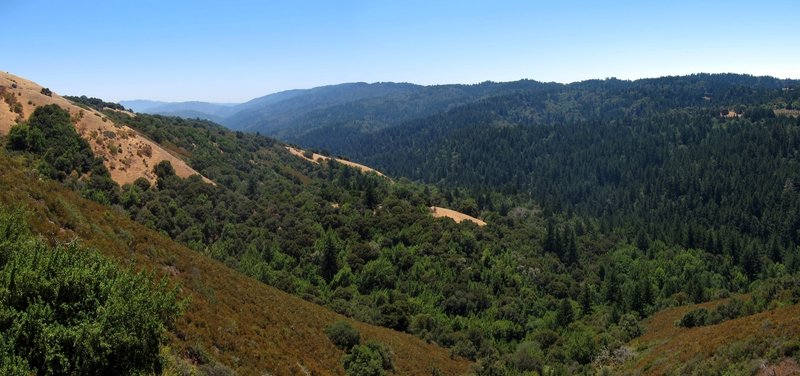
[4,73,800,374]
[0,144,471,375]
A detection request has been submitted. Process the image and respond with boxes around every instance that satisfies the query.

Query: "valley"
[2,72,800,375]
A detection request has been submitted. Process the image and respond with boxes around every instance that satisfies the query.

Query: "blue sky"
[2,0,798,102]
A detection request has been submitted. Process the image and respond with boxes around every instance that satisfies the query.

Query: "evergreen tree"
[319,229,340,283]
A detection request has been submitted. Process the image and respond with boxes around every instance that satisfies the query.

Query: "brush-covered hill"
[0,148,470,375]
[6,71,800,375]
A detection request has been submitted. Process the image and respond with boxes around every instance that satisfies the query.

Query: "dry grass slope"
[624,297,800,375]
[0,152,471,375]
[0,72,211,186]
[430,206,487,227]
[285,146,388,178]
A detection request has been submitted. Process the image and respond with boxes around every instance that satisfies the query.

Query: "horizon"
[2,0,799,102]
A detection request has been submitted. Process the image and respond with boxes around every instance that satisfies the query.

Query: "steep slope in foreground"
[0,151,471,375]
[624,298,800,375]
[0,72,209,186]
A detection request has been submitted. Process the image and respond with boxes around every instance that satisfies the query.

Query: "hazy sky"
[2,0,798,102]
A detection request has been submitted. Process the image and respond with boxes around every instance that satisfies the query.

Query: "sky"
[2,0,799,102]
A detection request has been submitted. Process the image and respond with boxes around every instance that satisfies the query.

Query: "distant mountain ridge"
[122,74,799,150]
[123,79,561,147]
[121,99,239,123]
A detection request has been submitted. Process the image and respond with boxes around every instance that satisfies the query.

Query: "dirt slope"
[286,146,388,178]
[0,72,210,186]
[0,151,471,375]
[430,206,487,226]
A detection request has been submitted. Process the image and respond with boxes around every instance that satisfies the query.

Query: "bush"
[342,342,393,376]
[564,324,598,364]
[617,313,644,341]
[326,320,361,350]
[677,308,709,328]
[0,208,182,375]
[511,341,544,372]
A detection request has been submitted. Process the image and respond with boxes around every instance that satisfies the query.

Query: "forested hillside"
[103,100,800,374]
[4,73,800,374]
[125,80,561,147]
[311,74,800,280]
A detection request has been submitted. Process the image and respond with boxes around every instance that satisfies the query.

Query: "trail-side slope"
[0,151,471,375]
[286,146,388,178]
[285,146,488,227]
[0,72,210,186]
[430,206,486,227]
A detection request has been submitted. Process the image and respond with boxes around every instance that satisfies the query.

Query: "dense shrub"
[677,308,710,328]
[342,342,394,376]
[326,320,361,350]
[0,207,182,375]
[511,341,544,372]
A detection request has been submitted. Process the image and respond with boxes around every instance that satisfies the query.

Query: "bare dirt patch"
[775,109,800,117]
[285,146,388,178]
[430,206,487,226]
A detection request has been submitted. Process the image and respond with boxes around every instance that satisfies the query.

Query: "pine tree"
[319,229,340,283]
[556,299,574,328]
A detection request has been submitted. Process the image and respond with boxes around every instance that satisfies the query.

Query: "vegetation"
[0,207,180,375]
[1,86,23,118]
[326,320,361,350]
[65,95,128,112]
[6,104,118,204]
[343,341,395,376]
[4,73,800,373]
[678,275,800,328]
[99,108,789,373]
[0,145,470,375]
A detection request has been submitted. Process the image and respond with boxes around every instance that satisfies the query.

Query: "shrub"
[342,342,393,376]
[677,308,709,328]
[6,123,44,152]
[511,341,544,372]
[617,313,644,341]
[326,320,361,350]
[564,324,598,364]
[0,207,182,375]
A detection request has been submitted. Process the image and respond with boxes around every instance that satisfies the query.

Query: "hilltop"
[0,72,209,186]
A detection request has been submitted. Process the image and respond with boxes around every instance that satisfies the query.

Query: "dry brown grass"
[624,296,800,375]
[285,146,388,178]
[0,152,471,375]
[775,109,800,117]
[430,206,487,226]
[0,72,212,187]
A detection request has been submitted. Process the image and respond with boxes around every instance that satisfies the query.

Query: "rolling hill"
[123,80,560,147]
[0,149,471,375]
[0,72,209,186]
[6,71,800,375]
